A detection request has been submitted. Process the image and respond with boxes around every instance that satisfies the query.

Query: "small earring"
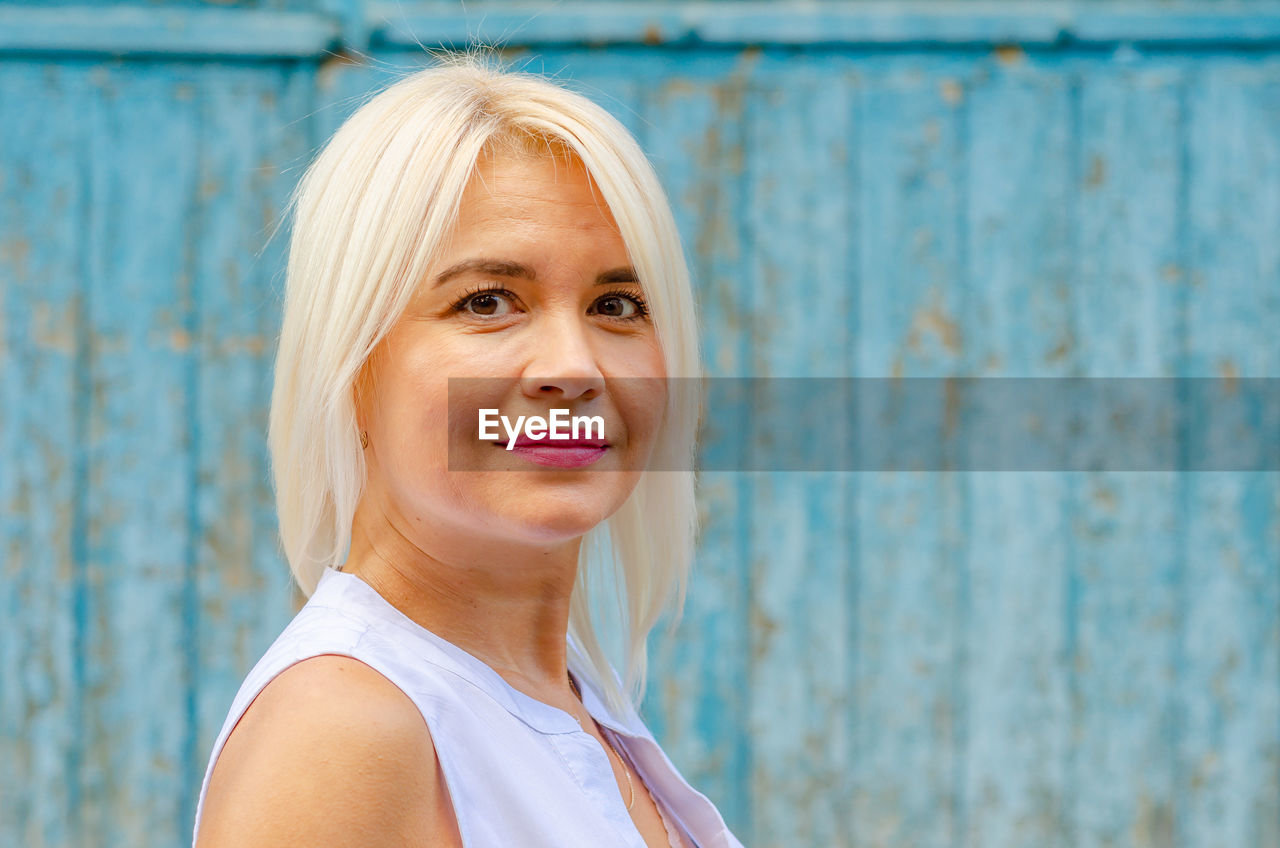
[359,430,369,450]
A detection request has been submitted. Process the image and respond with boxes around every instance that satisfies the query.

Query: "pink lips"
[496,437,609,468]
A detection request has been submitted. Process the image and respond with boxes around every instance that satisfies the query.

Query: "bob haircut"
[267,53,701,717]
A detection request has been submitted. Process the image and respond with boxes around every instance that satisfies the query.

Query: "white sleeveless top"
[192,568,745,848]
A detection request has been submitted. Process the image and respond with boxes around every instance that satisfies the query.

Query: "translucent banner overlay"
[447,378,1280,471]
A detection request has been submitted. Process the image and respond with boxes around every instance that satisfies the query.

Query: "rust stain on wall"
[994,44,1026,65]
[317,49,364,93]
[1085,154,1106,188]
[940,78,964,105]
[31,300,77,355]
[1218,358,1239,394]
[1044,329,1075,365]
[905,296,963,357]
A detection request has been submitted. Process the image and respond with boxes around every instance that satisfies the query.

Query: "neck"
[342,497,582,696]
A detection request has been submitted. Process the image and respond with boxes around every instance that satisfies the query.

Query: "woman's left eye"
[590,293,649,320]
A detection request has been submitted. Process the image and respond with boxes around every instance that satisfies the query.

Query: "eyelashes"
[591,291,650,320]
[450,285,651,321]
[450,285,516,317]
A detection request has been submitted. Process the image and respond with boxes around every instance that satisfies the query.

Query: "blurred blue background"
[2,1,1278,846]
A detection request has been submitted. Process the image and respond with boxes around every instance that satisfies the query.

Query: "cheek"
[445,380,504,464]
[616,380,668,445]
[610,341,667,443]
[373,357,451,467]
[634,336,666,378]
[373,372,475,521]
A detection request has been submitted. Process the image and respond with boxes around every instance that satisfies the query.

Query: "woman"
[192,55,742,848]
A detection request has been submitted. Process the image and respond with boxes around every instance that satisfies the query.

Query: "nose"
[519,314,605,402]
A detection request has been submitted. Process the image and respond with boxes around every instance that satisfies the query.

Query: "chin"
[479,476,628,542]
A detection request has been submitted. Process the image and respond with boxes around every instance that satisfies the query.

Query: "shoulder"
[196,653,462,848]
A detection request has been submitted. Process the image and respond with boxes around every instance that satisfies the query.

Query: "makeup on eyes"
[449,284,649,320]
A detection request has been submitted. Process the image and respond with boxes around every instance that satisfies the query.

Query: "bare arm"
[196,654,463,848]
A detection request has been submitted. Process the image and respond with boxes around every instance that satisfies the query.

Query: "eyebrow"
[432,258,638,288]
[594,266,638,285]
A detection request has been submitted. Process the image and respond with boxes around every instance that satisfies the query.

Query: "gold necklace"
[568,673,635,812]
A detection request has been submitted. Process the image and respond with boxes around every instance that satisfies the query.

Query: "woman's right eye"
[453,287,517,317]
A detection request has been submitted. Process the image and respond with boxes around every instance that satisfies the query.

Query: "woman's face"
[356,148,667,548]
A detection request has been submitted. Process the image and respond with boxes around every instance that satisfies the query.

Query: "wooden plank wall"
[2,3,1278,847]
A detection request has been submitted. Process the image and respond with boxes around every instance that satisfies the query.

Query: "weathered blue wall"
[2,3,1278,847]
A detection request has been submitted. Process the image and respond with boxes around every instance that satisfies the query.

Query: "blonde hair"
[267,54,701,716]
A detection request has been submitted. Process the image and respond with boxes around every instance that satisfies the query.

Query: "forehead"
[451,148,622,236]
